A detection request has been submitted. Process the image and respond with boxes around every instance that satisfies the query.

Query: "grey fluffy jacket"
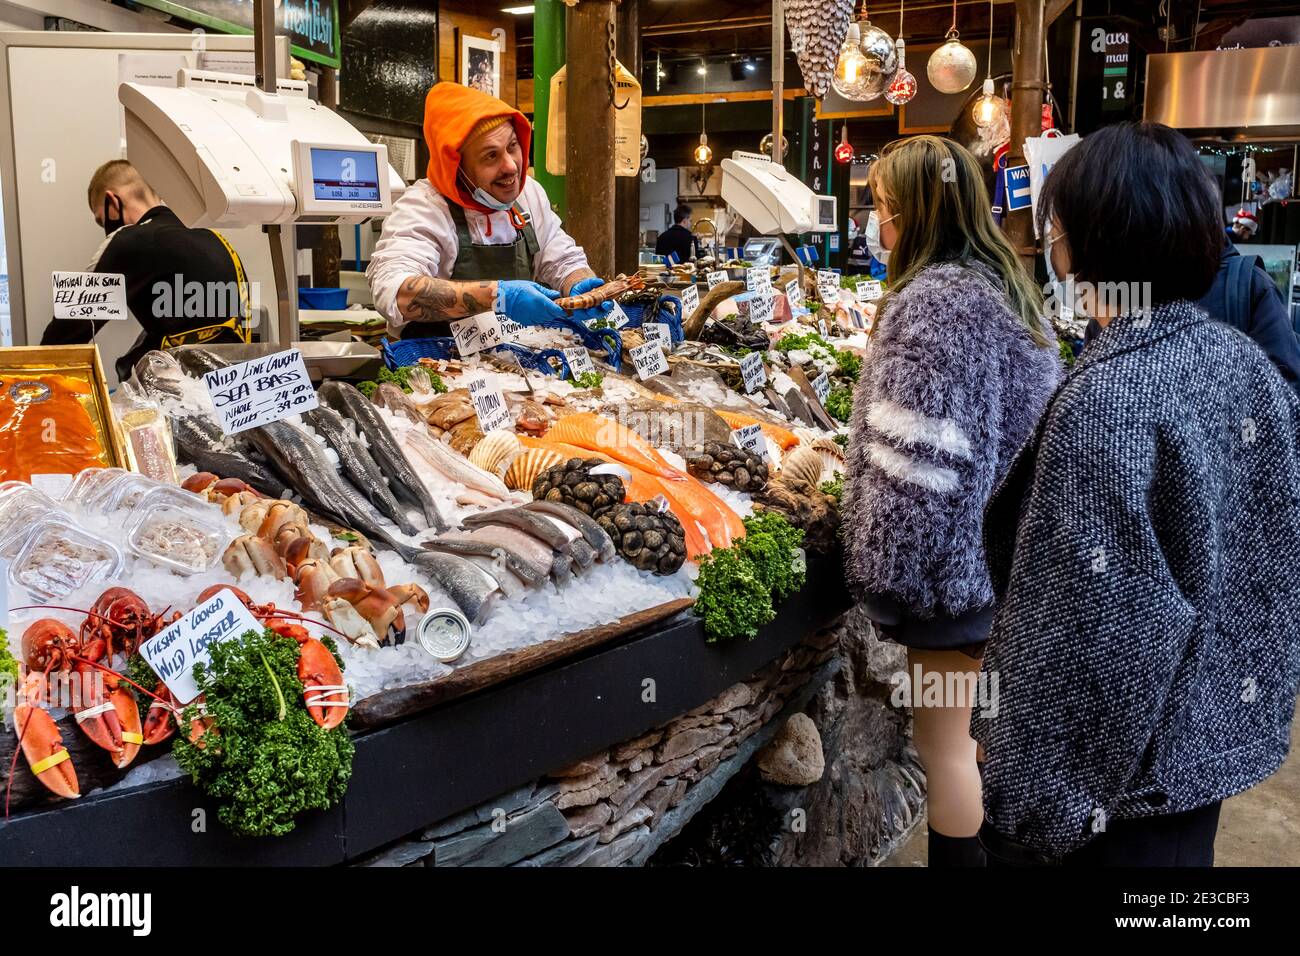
[973,300,1300,858]
[842,261,1061,624]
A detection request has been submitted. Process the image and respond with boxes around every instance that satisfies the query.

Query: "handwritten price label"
[52,272,127,321]
[706,270,728,290]
[817,270,841,303]
[740,351,767,394]
[451,311,504,357]
[139,588,262,704]
[748,292,775,325]
[812,371,831,406]
[785,278,804,309]
[498,315,524,339]
[563,346,595,379]
[818,318,830,337]
[856,280,884,302]
[680,283,700,315]
[730,423,768,463]
[629,340,669,380]
[202,349,318,436]
[746,266,772,293]
[467,375,512,432]
[643,322,672,351]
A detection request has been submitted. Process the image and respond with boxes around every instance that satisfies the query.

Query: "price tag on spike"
[680,283,700,316]
[740,352,767,394]
[856,280,884,302]
[730,423,768,463]
[563,346,595,378]
[629,340,669,379]
[706,270,728,290]
[467,375,512,432]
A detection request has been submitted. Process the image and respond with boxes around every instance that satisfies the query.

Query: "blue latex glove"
[494,280,567,326]
[564,276,616,320]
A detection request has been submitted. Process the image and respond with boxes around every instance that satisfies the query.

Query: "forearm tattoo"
[397,276,495,322]
[559,267,597,295]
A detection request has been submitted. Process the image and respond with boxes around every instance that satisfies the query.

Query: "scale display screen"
[309,147,381,202]
[816,195,837,227]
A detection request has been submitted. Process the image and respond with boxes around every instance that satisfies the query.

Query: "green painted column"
[533,0,567,217]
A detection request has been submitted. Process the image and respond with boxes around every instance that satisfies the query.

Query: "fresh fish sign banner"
[132,0,341,68]
[203,348,319,436]
[139,588,262,704]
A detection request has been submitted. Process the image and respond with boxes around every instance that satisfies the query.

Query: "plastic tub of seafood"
[8,515,124,601]
[64,466,129,509]
[0,489,64,554]
[124,498,230,574]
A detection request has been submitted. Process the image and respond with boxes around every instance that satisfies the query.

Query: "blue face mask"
[460,169,515,212]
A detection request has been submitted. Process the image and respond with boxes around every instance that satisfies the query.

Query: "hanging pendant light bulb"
[834,2,895,101]
[884,2,916,106]
[928,0,977,94]
[832,22,872,99]
[834,125,855,164]
[694,61,712,165]
[971,0,1007,127]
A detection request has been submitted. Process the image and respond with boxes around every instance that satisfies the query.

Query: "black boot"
[928,828,987,867]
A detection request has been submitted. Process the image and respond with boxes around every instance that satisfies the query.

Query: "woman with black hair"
[974,121,1300,866]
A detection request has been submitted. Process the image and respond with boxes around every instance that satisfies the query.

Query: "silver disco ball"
[857,20,898,99]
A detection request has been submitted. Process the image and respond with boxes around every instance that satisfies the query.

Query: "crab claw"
[297,637,349,729]
[221,490,263,517]
[329,546,387,589]
[181,472,220,496]
[294,557,341,610]
[321,597,381,650]
[329,578,401,642]
[257,502,309,542]
[14,674,79,799]
[223,534,287,580]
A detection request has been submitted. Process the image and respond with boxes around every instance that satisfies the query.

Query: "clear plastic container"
[9,515,124,601]
[124,498,230,574]
[64,467,129,510]
[0,485,64,551]
[96,473,165,513]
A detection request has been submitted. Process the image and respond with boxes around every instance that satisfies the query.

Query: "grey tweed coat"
[841,260,1061,637]
[973,299,1300,858]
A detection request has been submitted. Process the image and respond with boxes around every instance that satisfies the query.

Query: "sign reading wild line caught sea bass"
[133,0,341,68]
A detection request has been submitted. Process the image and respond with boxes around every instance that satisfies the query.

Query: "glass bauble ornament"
[856,19,898,100]
[884,38,917,106]
[927,29,978,94]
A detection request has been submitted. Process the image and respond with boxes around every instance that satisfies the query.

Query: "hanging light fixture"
[832,21,871,99]
[833,2,895,101]
[834,125,855,164]
[694,59,712,165]
[759,132,790,157]
[884,0,917,106]
[971,0,1008,127]
[928,0,978,94]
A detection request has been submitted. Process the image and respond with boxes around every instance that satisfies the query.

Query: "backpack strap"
[1224,254,1259,333]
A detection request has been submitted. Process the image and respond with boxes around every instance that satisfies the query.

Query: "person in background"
[655,204,698,264]
[42,160,251,381]
[1081,207,1300,395]
[841,136,1061,867]
[367,82,610,339]
[1228,206,1258,242]
[845,211,889,279]
[976,122,1300,866]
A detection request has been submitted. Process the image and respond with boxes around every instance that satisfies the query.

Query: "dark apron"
[400,200,540,339]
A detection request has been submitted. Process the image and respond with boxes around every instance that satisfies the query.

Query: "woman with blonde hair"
[842,136,1060,866]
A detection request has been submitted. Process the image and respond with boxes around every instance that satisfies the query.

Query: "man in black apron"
[41,160,251,381]
[367,82,613,339]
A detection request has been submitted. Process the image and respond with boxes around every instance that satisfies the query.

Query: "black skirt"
[861,591,994,656]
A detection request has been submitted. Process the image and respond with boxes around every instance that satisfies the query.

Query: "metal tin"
[415,608,471,663]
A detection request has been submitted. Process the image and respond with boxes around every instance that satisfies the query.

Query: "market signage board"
[203,348,318,436]
[1004,164,1033,211]
[51,272,127,321]
[131,0,342,68]
[629,340,668,380]
[740,351,767,393]
[451,312,504,356]
[467,375,512,432]
[563,346,595,378]
[140,588,262,704]
[730,422,768,463]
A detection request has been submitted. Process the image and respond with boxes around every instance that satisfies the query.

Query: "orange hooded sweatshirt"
[423,82,532,235]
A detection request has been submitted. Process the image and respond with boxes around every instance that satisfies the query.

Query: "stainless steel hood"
[1145,45,1300,142]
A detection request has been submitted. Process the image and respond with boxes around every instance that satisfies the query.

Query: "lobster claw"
[14,674,79,799]
[73,664,142,769]
[142,682,178,746]
[297,637,349,730]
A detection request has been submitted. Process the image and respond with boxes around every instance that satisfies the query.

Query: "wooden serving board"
[351,598,696,729]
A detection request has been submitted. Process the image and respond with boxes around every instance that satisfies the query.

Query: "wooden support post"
[565,0,619,278]
[1005,0,1047,267]
[614,0,641,273]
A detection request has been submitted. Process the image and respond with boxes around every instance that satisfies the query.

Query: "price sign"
[748,292,775,325]
[812,371,831,406]
[139,588,262,704]
[450,311,504,357]
[817,269,840,298]
[643,322,672,351]
[680,283,700,316]
[467,375,512,432]
[498,316,524,339]
[746,266,772,293]
[706,270,728,290]
[818,318,830,338]
[52,272,127,321]
[730,423,768,463]
[629,340,669,380]
[563,346,595,378]
[856,280,884,302]
[203,348,319,436]
[740,351,767,394]
[785,278,804,309]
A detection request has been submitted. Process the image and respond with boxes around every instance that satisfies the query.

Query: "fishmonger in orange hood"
[366,81,612,340]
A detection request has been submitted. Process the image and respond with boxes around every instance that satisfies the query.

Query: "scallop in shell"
[505,447,566,492]
[810,436,846,482]
[777,445,824,488]
[469,429,523,478]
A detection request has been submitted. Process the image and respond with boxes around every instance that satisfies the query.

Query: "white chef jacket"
[366,177,591,335]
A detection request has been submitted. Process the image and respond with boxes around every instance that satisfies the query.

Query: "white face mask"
[865,210,891,264]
